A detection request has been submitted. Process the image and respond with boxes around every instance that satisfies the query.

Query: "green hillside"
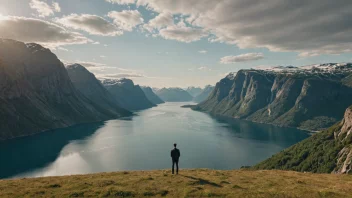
[1,169,352,198]
[253,107,352,174]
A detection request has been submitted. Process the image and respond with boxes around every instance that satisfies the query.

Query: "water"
[0,102,309,179]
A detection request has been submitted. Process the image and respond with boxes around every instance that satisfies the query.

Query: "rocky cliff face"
[333,107,352,174]
[253,106,352,174]
[102,79,155,111]
[66,64,131,117]
[156,88,193,102]
[193,85,214,103]
[141,86,164,105]
[198,66,352,131]
[0,39,120,140]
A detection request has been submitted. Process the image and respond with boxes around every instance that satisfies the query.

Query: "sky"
[0,0,351,88]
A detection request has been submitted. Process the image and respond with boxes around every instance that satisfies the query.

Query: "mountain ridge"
[102,78,156,111]
[0,39,121,140]
[141,86,164,105]
[66,64,131,117]
[156,87,193,102]
[196,66,352,131]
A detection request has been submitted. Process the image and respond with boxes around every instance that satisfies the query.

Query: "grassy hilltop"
[1,169,352,198]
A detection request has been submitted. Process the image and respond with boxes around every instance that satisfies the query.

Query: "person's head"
[174,143,177,148]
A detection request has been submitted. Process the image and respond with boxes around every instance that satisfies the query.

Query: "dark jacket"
[171,148,180,160]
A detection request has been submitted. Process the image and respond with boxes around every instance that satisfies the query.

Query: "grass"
[1,169,352,198]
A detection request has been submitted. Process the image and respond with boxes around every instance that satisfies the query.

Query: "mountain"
[141,86,164,105]
[193,85,214,103]
[196,64,352,131]
[66,64,131,117]
[102,79,155,111]
[253,106,352,174]
[186,86,203,97]
[0,39,122,140]
[156,88,193,102]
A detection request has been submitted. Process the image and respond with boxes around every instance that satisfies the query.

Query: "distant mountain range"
[141,86,164,105]
[186,87,203,97]
[102,79,156,111]
[154,86,214,103]
[156,88,193,102]
[193,85,214,103]
[195,65,352,131]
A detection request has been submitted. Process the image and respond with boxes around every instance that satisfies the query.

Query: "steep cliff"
[0,39,121,140]
[156,88,193,102]
[197,65,352,131]
[141,86,164,105]
[66,64,131,117]
[193,85,214,103]
[253,106,352,174]
[102,79,155,111]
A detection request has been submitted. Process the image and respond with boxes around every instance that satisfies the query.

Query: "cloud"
[197,66,211,71]
[54,47,72,52]
[73,61,107,68]
[55,14,122,36]
[52,2,61,12]
[102,73,145,78]
[158,21,208,43]
[143,12,173,32]
[0,16,91,48]
[135,0,352,56]
[220,53,264,64]
[198,50,207,54]
[188,66,211,71]
[107,10,144,31]
[29,0,61,17]
[105,0,136,4]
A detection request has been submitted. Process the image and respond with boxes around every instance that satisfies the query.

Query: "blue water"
[0,102,309,179]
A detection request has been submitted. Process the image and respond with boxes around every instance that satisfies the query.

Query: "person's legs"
[172,160,175,174]
[176,159,179,174]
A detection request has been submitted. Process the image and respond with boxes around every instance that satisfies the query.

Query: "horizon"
[0,0,352,88]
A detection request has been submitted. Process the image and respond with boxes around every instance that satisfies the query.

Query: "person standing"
[171,143,180,174]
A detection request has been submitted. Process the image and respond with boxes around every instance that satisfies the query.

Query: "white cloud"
[67,61,143,78]
[135,0,352,56]
[107,10,144,31]
[71,61,107,68]
[56,14,122,36]
[143,12,173,32]
[29,0,61,18]
[105,0,136,4]
[0,16,91,48]
[158,21,208,43]
[100,55,107,58]
[52,2,61,12]
[198,50,207,54]
[54,47,72,52]
[220,53,264,64]
[102,73,145,78]
[197,66,211,71]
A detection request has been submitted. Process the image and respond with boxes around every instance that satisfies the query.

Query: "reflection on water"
[0,103,309,179]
